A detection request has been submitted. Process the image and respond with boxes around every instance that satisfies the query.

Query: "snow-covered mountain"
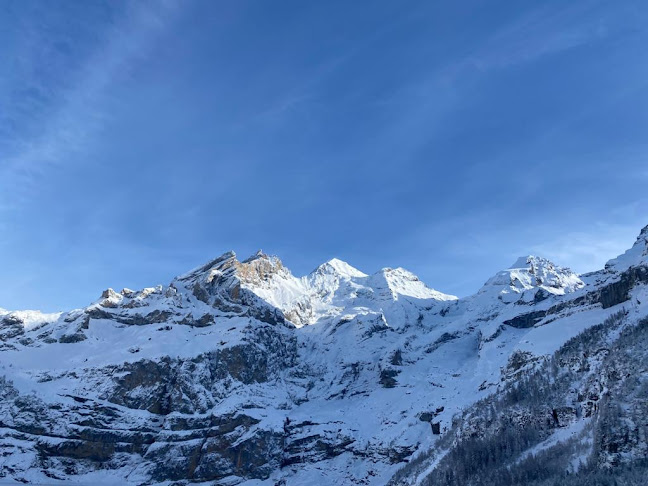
[1,227,648,485]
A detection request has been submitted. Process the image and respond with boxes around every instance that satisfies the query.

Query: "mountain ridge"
[1,226,647,485]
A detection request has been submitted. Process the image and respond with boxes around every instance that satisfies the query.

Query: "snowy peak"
[370,267,457,302]
[173,250,307,325]
[305,258,367,305]
[480,255,583,302]
[175,250,238,286]
[510,255,583,291]
[232,251,310,323]
[0,309,61,332]
[311,258,368,279]
[604,224,648,271]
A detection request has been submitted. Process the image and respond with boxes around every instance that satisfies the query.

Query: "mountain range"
[1,226,647,485]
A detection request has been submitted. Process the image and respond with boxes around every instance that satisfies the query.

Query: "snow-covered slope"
[1,227,648,485]
[604,224,648,271]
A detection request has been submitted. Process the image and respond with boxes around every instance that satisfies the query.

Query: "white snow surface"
[604,224,648,271]
[0,308,62,330]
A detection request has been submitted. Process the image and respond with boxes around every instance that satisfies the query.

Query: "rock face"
[1,229,648,485]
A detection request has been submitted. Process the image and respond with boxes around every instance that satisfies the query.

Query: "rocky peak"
[174,250,289,291]
[480,255,583,302]
[243,249,268,262]
[236,251,286,286]
[513,255,582,291]
[175,251,238,285]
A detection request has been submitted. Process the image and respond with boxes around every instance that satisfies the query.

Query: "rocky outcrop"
[503,265,648,330]
[146,413,283,482]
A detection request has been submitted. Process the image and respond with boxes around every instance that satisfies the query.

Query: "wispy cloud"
[319,2,615,172]
[0,1,180,216]
[458,2,608,73]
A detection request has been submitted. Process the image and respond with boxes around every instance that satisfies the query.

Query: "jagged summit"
[173,250,288,294]
[311,258,368,278]
[175,250,238,282]
[242,249,268,263]
[241,249,278,263]
[479,254,584,303]
[511,255,582,290]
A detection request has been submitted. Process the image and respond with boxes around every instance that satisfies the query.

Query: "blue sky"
[1,0,648,312]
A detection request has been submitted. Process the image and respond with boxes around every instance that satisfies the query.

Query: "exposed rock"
[379,368,400,388]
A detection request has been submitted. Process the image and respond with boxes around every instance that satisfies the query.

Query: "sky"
[1,0,648,312]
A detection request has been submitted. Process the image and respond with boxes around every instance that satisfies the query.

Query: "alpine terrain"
[1,227,648,485]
